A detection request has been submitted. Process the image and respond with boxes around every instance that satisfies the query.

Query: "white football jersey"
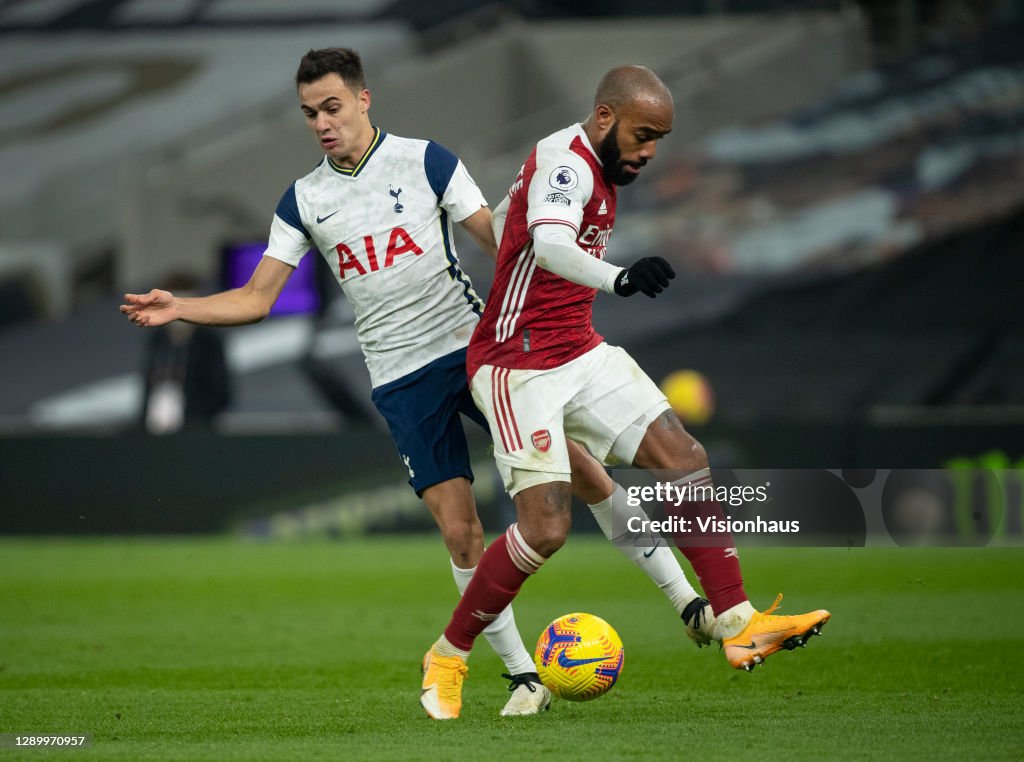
[264,128,486,387]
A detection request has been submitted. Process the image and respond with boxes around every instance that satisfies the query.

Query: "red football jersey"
[468,124,616,378]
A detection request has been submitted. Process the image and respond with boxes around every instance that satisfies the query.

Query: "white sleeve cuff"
[265,214,311,268]
[442,161,488,223]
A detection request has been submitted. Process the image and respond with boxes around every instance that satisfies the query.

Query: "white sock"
[433,633,470,660]
[712,600,757,640]
[451,560,535,675]
[588,484,702,615]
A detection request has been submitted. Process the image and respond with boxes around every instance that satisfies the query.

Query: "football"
[534,612,624,701]
[660,369,715,425]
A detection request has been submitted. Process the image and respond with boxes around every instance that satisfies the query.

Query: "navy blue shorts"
[370,347,489,496]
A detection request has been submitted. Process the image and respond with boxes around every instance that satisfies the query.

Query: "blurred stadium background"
[1,0,1022,538]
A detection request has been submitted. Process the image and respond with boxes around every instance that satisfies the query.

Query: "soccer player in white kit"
[122,49,717,718]
[421,65,831,720]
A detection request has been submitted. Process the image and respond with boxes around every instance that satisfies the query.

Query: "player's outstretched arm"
[120,288,179,327]
[120,255,294,328]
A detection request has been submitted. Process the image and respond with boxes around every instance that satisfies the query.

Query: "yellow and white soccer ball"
[534,613,624,701]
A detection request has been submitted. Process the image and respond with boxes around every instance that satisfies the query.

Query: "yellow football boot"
[723,594,831,671]
[420,648,468,719]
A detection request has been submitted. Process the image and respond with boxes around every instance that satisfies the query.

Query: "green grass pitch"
[2,536,1022,761]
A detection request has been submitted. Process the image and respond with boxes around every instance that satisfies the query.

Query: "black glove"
[613,257,675,298]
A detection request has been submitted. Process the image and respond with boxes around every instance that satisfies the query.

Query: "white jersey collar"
[572,123,602,166]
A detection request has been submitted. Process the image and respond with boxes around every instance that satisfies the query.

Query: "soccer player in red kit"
[419,65,830,720]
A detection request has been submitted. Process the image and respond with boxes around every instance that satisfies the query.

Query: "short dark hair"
[295,48,366,90]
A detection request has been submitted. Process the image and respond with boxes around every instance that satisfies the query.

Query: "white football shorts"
[470,342,670,497]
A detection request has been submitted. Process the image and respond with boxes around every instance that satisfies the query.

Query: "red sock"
[666,473,747,615]
[443,525,544,652]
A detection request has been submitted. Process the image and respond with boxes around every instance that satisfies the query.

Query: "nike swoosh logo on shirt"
[316,210,341,224]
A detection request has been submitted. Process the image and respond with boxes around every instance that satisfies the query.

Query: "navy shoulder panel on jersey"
[424,141,459,200]
[274,183,310,239]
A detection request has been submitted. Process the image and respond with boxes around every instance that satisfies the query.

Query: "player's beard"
[598,121,645,186]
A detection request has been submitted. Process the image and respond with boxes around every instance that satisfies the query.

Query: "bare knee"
[441,518,484,568]
[633,410,709,472]
[514,481,572,558]
[421,479,485,567]
[680,436,708,470]
[528,523,568,558]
